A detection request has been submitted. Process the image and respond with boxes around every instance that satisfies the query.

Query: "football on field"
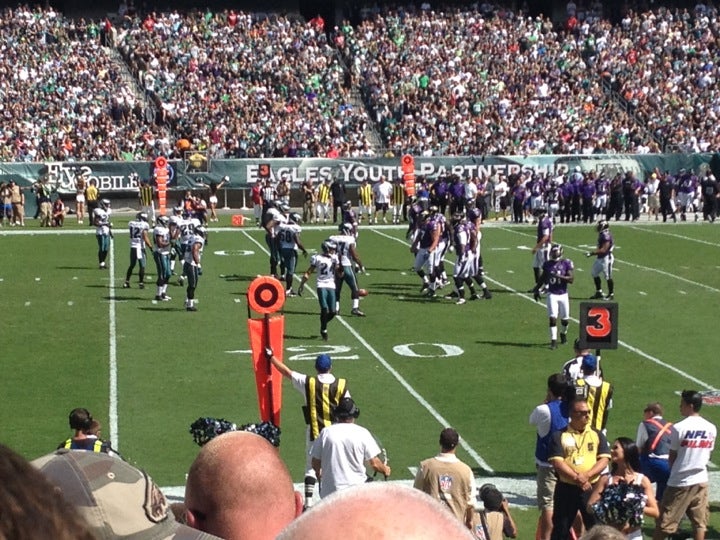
[358,288,369,297]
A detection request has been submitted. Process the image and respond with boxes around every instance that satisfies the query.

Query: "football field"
[1,215,719,537]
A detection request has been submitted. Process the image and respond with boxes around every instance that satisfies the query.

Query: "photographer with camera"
[477,484,518,540]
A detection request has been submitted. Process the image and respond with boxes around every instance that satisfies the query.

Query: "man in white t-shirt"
[372,176,393,223]
[653,390,716,540]
[310,397,390,498]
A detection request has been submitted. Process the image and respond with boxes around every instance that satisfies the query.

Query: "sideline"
[240,229,495,474]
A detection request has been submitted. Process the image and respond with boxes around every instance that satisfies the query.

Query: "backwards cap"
[32,450,221,540]
[315,354,332,372]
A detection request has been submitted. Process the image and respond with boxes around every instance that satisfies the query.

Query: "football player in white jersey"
[264,201,290,278]
[93,199,112,269]
[168,206,184,276]
[329,223,366,316]
[183,224,205,312]
[123,212,153,289]
[152,215,172,301]
[177,211,201,286]
[298,239,340,341]
[277,212,308,297]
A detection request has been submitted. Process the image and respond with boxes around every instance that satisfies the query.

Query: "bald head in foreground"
[185,431,303,540]
[277,483,475,539]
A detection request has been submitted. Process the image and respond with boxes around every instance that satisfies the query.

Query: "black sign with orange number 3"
[578,302,618,350]
[247,276,285,315]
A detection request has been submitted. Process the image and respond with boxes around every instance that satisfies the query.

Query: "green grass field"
[1,214,718,538]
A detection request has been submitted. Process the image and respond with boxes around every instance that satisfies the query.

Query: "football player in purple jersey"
[427,206,450,295]
[531,208,554,288]
[465,206,492,300]
[580,174,596,224]
[411,211,439,295]
[594,173,610,219]
[447,212,474,305]
[533,244,574,350]
[586,220,614,300]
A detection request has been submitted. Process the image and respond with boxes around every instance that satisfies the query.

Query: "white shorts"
[546,292,570,320]
[453,254,473,279]
[533,245,550,269]
[591,255,613,280]
[594,194,608,211]
[76,194,85,203]
[678,192,694,208]
[413,248,431,273]
[209,195,218,205]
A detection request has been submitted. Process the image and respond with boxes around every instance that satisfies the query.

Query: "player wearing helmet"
[298,239,341,341]
[531,207,553,289]
[184,223,206,311]
[92,199,112,269]
[533,243,574,350]
[264,201,290,278]
[152,215,172,301]
[586,220,614,300]
[329,223,366,316]
[277,212,308,296]
[340,200,359,238]
[122,212,153,289]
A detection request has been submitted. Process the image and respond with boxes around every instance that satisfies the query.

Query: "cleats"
[122,282,130,288]
[351,308,366,317]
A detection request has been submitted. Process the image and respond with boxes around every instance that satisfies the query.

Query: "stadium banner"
[3,153,718,195]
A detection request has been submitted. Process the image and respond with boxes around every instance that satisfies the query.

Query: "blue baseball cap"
[581,354,597,372]
[315,354,332,372]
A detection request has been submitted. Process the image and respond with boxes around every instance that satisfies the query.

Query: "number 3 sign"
[578,302,618,350]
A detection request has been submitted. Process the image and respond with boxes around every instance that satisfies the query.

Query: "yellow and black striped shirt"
[139,184,154,206]
[305,376,348,440]
[392,182,405,206]
[359,184,373,206]
[317,183,332,204]
[574,379,613,432]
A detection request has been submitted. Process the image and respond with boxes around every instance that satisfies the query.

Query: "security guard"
[548,398,610,540]
[57,408,118,456]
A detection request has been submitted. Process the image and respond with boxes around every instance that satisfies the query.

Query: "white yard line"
[240,230,495,473]
[109,239,120,450]
[629,225,720,248]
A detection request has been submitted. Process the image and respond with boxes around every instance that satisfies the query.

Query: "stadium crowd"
[0,1,719,163]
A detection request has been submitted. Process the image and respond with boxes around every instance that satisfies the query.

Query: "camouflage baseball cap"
[32,449,221,540]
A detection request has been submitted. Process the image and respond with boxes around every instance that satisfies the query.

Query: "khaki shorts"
[656,483,709,535]
[536,465,557,511]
